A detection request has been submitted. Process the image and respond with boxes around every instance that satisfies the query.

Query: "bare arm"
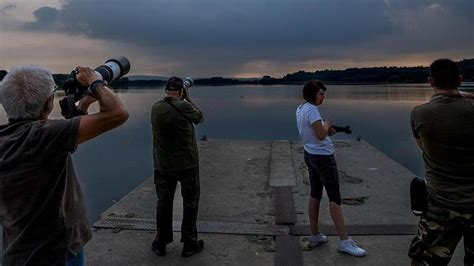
[312,119,332,140]
[74,67,129,144]
[460,91,474,99]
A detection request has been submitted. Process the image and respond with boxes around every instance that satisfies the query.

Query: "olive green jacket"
[151,97,203,172]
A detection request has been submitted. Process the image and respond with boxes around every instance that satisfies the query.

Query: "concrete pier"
[72,140,464,264]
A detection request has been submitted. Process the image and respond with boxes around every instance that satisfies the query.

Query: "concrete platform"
[86,232,465,265]
[85,139,466,265]
[86,230,274,265]
[3,139,466,265]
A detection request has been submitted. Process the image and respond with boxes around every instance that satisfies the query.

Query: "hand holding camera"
[323,119,333,131]
[181,77,194,101]
[75,67,100,88]
[76,95,98,114]
[58,57,130,118]
[181,87,189,100]
[323,120,353,136]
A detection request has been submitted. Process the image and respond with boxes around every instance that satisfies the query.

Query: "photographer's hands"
[74,67,100,114]
[313,119,334,140]
[181,88,204,123]
[323,119,334,135]
[75,66,98,87]
[328,126,336,136]
[77,95,97,114]
[181,88,189,101]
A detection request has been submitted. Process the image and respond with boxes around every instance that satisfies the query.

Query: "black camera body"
[410,177,428,216]
[58,71,89,118]
[58,57,130,118]
[332,125,352,134]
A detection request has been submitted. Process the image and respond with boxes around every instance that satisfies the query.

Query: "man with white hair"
[0,65,128,265]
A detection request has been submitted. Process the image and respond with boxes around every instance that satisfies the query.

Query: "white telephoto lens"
[103,61,122,80]
[94,71,104,81]
[183,77,194,90]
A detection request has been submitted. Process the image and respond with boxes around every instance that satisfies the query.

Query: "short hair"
[0,66,55,119]
[430,58,460,89]
[165,76,183,91]
[302,80,327,102]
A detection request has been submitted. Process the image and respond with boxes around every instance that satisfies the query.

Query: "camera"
[410,177,427,216]
[183,77,194,90]
[58,57,130,118]
[180,77,194,100]
[332,125,352,134]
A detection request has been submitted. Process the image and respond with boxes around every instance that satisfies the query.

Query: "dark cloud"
[383,0,474,49]
[0,3,19,30]
[16,0,474,76]
[49,1,392,49]
[33,7,58,23]
[24,7,59,30]
[0,3,16,13]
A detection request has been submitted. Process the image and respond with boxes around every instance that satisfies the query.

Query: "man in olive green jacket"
[150,77,204,258]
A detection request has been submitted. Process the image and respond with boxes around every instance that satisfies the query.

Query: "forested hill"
[1,59,473,86]
[274,58,474,85]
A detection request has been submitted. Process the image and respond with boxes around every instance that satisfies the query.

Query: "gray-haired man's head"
[0,66,55,120]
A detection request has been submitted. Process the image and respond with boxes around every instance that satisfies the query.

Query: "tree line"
[1,59,473,87]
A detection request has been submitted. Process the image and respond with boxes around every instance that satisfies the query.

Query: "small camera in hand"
[331,125,352,134]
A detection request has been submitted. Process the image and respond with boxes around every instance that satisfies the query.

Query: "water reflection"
[0,84,434,221]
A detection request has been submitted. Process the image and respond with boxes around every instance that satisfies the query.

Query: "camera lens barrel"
[183,77,194,90]
[94,56,130,82]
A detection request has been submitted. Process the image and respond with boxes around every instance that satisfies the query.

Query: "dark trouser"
[154,167,200,246]
[304,151,342,205]
[409,203,474,266]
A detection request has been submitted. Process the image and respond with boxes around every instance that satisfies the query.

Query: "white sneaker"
[337,238,366,257]
[308,233,328,248]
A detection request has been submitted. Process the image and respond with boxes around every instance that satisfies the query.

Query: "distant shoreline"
[118,80,474,88]
[2,58,472,88]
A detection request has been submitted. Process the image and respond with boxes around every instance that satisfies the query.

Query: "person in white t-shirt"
[296,80,366,257]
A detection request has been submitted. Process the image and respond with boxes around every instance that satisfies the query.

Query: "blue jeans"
[66,249,84,266]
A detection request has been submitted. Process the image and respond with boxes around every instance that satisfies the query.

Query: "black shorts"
[304,151,342,205]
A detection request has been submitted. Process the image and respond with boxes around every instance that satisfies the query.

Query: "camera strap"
[62,93,86,119]
[164,99,193,124]
[67,93,78,117]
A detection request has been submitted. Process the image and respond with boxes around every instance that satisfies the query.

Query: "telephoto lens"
[59,56,131,119]
[94,56,131,83]
[183,77,194,90]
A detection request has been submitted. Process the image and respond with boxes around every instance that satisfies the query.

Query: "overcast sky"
[0,0,473,77]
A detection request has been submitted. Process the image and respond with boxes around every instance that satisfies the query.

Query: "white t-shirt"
[296,102,335,155]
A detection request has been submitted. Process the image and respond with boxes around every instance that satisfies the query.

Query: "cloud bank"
[1,0,473,76]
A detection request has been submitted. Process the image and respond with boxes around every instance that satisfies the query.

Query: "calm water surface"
[0,84,442,221]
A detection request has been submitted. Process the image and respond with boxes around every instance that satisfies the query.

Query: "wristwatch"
[88,80,106,96]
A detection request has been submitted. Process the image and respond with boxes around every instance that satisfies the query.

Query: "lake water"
[0,84,456,222]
